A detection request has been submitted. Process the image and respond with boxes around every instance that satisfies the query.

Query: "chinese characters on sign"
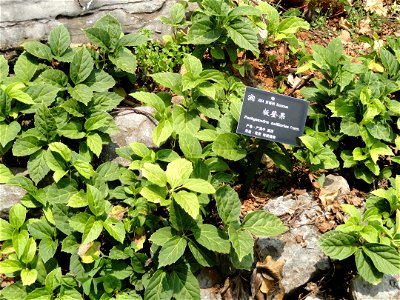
[237,87,309,145]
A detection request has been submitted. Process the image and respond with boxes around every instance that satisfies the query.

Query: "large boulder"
[256,191,330,294]
[0,0,174,49]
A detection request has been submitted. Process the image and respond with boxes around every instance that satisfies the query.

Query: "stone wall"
[0,0,174,50]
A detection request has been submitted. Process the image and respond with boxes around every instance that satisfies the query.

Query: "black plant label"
[237,87,308,145]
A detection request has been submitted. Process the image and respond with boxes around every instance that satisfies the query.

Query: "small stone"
[350,274,400,300]
[101,107,156,166]
[0,184,26,219]
[323,174,350,195]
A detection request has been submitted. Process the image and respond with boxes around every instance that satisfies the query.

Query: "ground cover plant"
[0,0,399,299]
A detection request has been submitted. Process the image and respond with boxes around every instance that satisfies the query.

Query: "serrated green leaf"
[187,17,222,45]
[118,32,148,47]
[150,227,175,245]
[369,142,393,163]
[362,244,400,274]
[341,204,362,222]
[49,24,71,56]
[84,27,111,49]
[73,160,94,179]
[0,55,9,82]
[173,106,201,135]
[21,268,38,286]
[23,287,51,300]
[14,52,38,82]
[380,48,399,76]
[355,249,383,284]
[87,185,105,217]
[144,270,172,300]
[182,178,215,194]
[212,133,247,161]
[215,186,241,224]
[82,217,103,244]
[0,164,13,184]
[25,83,60,109]
[139,185,167,204]
[86,132,103,157]
[94,14,122,47]
[229,226,253,261]
[45,267,62,291]
[21,237,36,264]
[9,203,27,229]
[241,210,287,236]
[141,163,167,187]
[150,72,182,95]
[164,265,200,300]
[166,158,193,189]
[38,69,68,88]
[109,48,137,74]
[158,236,187,267]
[183,54,202,77]
[226,19,259,54]
[188,241,216,267]
[258,2,279,32]
[84,70,116,93]
[13,230,29,259]
[0,219,14,241]
[84,113,113,131]
[179,133,202,159]
[39,238,58,263]
[70,47,94,85]
[0,260,23,273]
[130,142,151,157]
[0,121,21,148]
[22,41,52,61]
[49,142,71,162]
[153,118,173,147]
[5,82,34,104]
[67,190,87,208]
[318,231,357,259]
[69,84,93,105]
[27,219,54,239]
[173,191,199,219]
[130,91,165,113]
[104,218,125,243]
[193,224,230,254]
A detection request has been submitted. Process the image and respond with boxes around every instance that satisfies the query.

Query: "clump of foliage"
[319,175,400,284]
[297,37,400,183]
[0,0,400,298]
[0,12,288,300]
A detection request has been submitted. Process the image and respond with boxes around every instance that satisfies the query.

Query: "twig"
[285,74,313,96]
[111,107,157,125]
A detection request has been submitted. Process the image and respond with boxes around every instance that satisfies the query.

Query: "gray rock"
[350,274,400,300]
[257,192,330,294]
[200,289,222,300]
[0,0,174,49]
[323,174,350,195]
[0,184,26,219]
[101,107,156,166]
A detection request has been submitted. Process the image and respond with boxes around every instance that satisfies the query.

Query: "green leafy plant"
[0,14,289,300]
[83,14,147,77]
[256,1,310,52]
[298,38,400,182]
[319,175,400,284]
[186,0,262,62]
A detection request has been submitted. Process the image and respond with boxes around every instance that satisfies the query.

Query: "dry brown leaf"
[318,188,339,207]
[340,30,352,44]
[339,17,352,30]
[364,0,388,16]
[252,256,285,300]
[358,17,372,35]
